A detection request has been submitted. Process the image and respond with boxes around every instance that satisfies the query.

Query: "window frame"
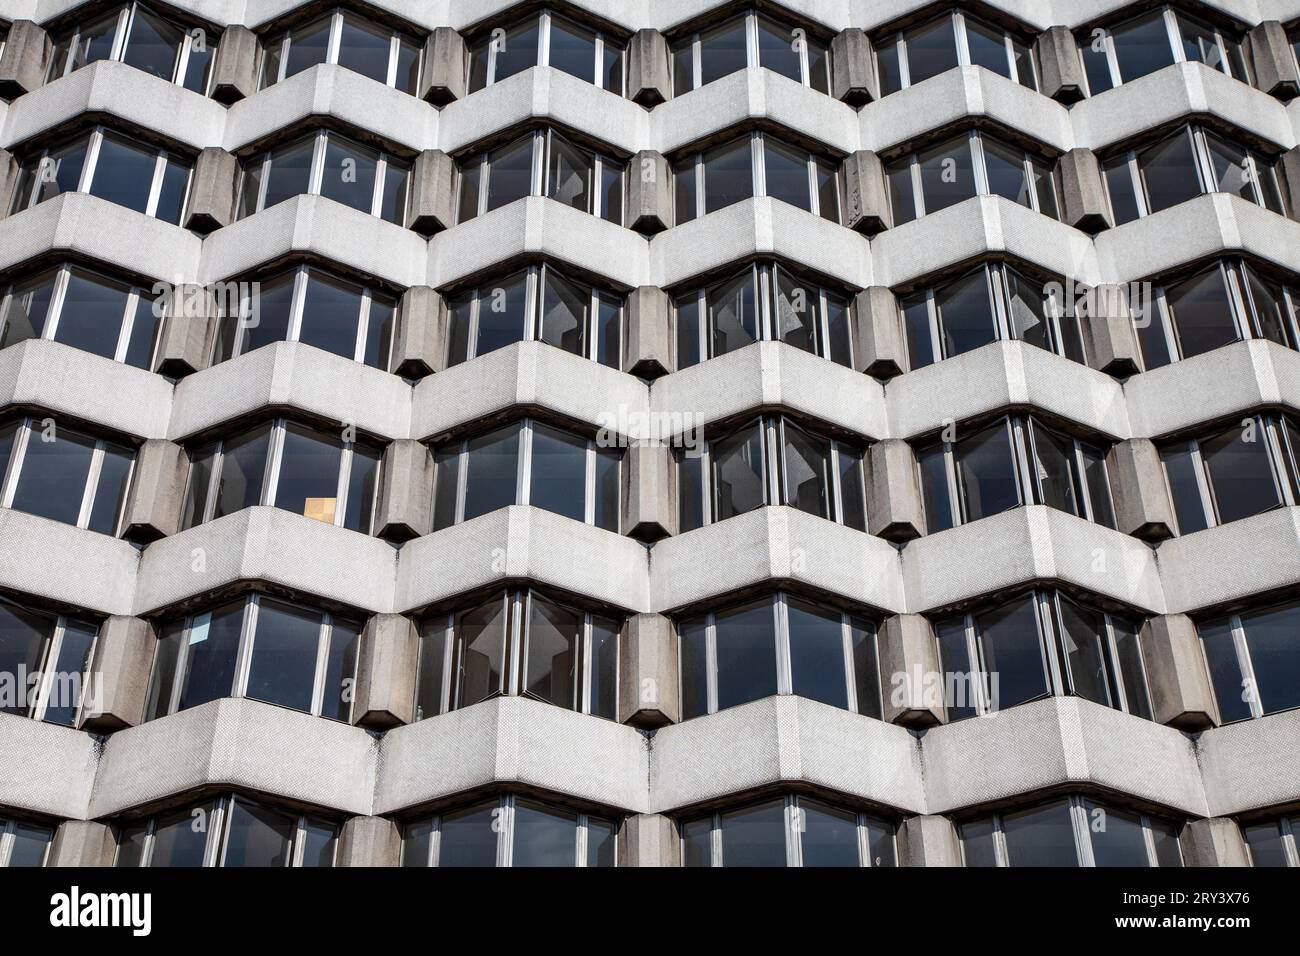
[468,9,626,95]
[677,591,881,719]
[0,817,54,867]
[1197,598,1300,723]
[46,1,216,94]
[1242,816,1300,867]
[401,794,619,867]
[959,795,1182,866]
[678,414,866,531]
[431,418,621,532]
[0,596,99,726]
[259,7,423,94]
[674,132,840,224]
[145,594,361,723]
[237,130,411,225]
[681,794,896,867]
[936,589,1151,720]
[10,127,193,223]
[0,416,136,537]
[876,9,1039,93]
[179,418,383,534]
[671,10,833,94]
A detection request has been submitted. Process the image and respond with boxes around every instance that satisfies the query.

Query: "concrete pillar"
[1279,147,1300,224]
[390,286,446,378]
[619,813,679,866]
[830,28,877,106]
[622,443,676,542]
[866,439,924,541]
[852,287,905,377]
[624,285,673,378]
[352,614,419,729]
[153,284,216,378]
[48,821,116,867]
[878,614,943,727]
[336,815,402,866]
[0,20,51,99]
[618,613,679,727]
[120,440,186,542]
[419,27,466,106]
[1106,439,1176,541]
[626,150,671,235]
[407,149,455,236]
[375,440,433,542]
[209,24,258,105]
[78,616,155,732]
[841,149,889,235]
[0,148,21,219]
[898,814,962,866]
[183,147,238,234]
[627,29,670,107]
[1058,148,1112,233]
[1141,614,1219,731]
[1182,818,1251,866]
[1248,22,1300,100]
[1034,25,1086,104]
[1078,283,1140,376]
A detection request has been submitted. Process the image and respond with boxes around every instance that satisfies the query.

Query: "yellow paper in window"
[304,497,337,524]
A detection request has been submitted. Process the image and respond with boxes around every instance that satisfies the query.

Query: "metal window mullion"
[518,420,533,507]
[840,614,858,714]
[575,814,587,867]
[966,614,987,713]
[232,596,260,698]
[1163,8,1185,65]
[1071,797,1097,867]
[508,591,525,697]
[705,613,719,713]
[1189,128,1213,196]
[786,795,801,868]
[970,132,991,197]
[335,443,353,528]
[1125,153,1149,218]
[353,290,372,363]
[385,34,400,88]
[583,439,596,525]
[897,34,911,88]
[909,155,925,216]
[580,614,593,714]
[76,441,107,530]
[1229,613,1263,719]
[953,12,971,68]
[1139,815,1160,867]
[309,131,329,196]
[174,31,192,86]
[208,798,229,868]
[308,614,332,716]
[498,796,513,868]
[30,618,65,720]
[710,812,722,867]
[287,267,309,344]
[1071,440,1095,522]
[166,615,194,716]
[941,435,962,525]
[1040,591,1068,697]
[40,266,73,343]
[110,7,132,62]
[79,130,105,194]
[774,594,792,695]
[262,421,288,508]
[255,153,272,213]
[526,265,541,343]
[746,13,758,70]
[0,420,35,507]
[327,11,344,65]
[144,152,167,218]
[765,418,781,506]
[1002,33,1019,83]
[1153,288,1181,361]
[991,816,1009,866]
[439,615,454,713]
[1007,417,1033,508]
[290,817,306,868]
[0,823,13,868]
[751,134,765,199]
[694,154,705,219]
[531,132,545,198]
[372,156,388,217]
[1188,441,1220,526]
[113,288,141,363]
[829,443,844,524]
[539,11,552,70]
[988,264,1012,342]
[593,35,604,88]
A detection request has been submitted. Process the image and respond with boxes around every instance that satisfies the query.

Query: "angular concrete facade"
[0,0,1298,869]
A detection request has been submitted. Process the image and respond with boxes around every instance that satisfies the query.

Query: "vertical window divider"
[709,811,723,867]
[439,614,454,713]
[1139,813,1161,866]
[309,132,329,197]
[988,264,1011,341]
[953,12,971,68]
[111,7,132,62]
[896,35,911,89]
[29,618,64,720]
[0,420,32,508]
[765,417,782,507]
[908,153,925,216]
[785,795,802,867]
[1007,417,1033,507]
[453,437,469,523]
[575,812,588,867]
[372,155,388,217]
[385,35,400,88]
[839,613,859,714]
[699,433,713,526]
[207,798,230,868]
[746,13,759,70]
[704,612,719,713]
[579,613,593,715]
[262,420,287,509]
[335,440,354,529]
[1228,613,1263,719]
[525,265,541,343]
[1071,439,1095,521]
[539,11,553,69]
[965,613,988,714]
[113,288,141,363]
[165,616,192,717]
[42,267,73,343]
[326,11,344,65]
[144,152,167,218]
[353,290,372,363]
[518,420,534,508]
[76,440,107,530]
[233,596,260,700]
[991,815,1009,865]
[829,443,845,524]
[0,822,13,867]
[1070,797,1096,866]
[308,613,332,716]
[774,593,792,695]
[583,438,597,525]
[288,268,309,345]
[80,130,105,195]
[508,592,525,698]
[970,131,991,197]
[1186,439,1220,526]
[254,153,272,214]
[499,796,515,867]
[1281,819,1300,867]
[751,133,766,200]
[1039,592,1067,697]
[530,132,545,200]
[1163,8,1185,65]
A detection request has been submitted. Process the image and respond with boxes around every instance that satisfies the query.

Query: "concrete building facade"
[0,0,1298,867]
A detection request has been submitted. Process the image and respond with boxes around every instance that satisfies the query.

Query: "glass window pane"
[711,421,766,521]
[336,14,392,84]
[88,134,157,214]
[320,136,378,215]
[123,7,183,81]
[432,445,461,530]
[918,137,976,215]
[1151,822,1183,867]
[149,805,213,866]
[808,38,831,93]
[513,801,576,867]
[1001,800,1078,866]
[145,621,183,721]
[11,425,95,526]
[850,618,881,718]
[721,801,786,867]
[395,38,420,94]
[976,595,1049,711]
[1204,133,1254,202]
[475,271,529,358]
[300,818,337,867]
[600,160,622,225]
[414,621,446,720]
[178,601,246,711]
[877,40,902,95]
[901,293,934,368]
[594,446,619,532]
[681,815,712,866]
[763,140,812,212]
[1139,129,1203,215]
[528,423,587,524]
[596,294,621,368]
[799,799,859,866]
[0,598,55,716]
[703,139,754,215]
[708,269,758,359]
[539,269,588,356]
[782,420,831,519]
[33,140,89,207]
[320,617,360,722]
[454,598,508,707]
[679,618,708,720]
[1201,421,1282,524]
[1,271,58,349]
[437,802,498,867]
[1160,443,1207,534]
[886,158,916,225]
[463,423,520,522]
[1240,601,1300,715]
[158,154,193,224]
[222,799,294,867]
[825,292,852,366]
[1164,266,1238,360]
[1112,619,1152,719]
[245,599,322,713]
[548,16,596,83]
[675,294,701,369]
[1242,823,1288,867]
[493,19,540,83]
[673,158,697,224]
[1032,158,1059,219]
[182,36,214,93]
[587,816,618,867]
[1176,14,1226,73]
[965,19,1011,79]
[916,441,953,533]
[67,13,120,74]
[589,615,619,719]
[457,160,481,223]
[46,626,94,728]
[297,271,363,360]
[982,139,1032,208]
[1111,11,1176,83]
[904,17,959,85]
[54,269,130,360]
[282,17,331,80]
[235,272,295,357]
[678,447,704,533]
[1242,265,1290,347]
[1004,269,1049,350]
[936,268,996,358]
[714,600,778,711]
[699,18,748,87]
[114,821,149,867]
[546,133,592,213]
[1082,444,1116,529]
[274,425,343,524]
[959,818,998,866]
[955,420,1019,522]
[787,599,848,710]
[261,139,316,211]
[88,441,133,535]
[1085,801,1150,866]
[523,596,580,708]
[838,444,867,532]
[937,618,977,720]
[402,819,432,866]
[1103,156,1141,225]
[125,291,163,369]
[1057,598,1111,706]
[1030,421,1080,515]
[755,16,802,82]
[344,441,381,534]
